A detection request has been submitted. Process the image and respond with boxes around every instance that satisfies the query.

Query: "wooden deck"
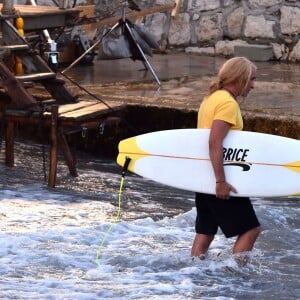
[1,100,124,188]
[3,100,123,125]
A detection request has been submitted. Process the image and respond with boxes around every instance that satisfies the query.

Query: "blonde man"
[191,57,261,262]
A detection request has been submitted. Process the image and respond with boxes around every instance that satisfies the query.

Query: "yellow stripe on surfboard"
[283,160,300,174]
[117,137,149,171]
[284,161,300,195]
[291,192,300,196]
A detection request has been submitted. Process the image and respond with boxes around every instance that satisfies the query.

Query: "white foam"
[0,181,299,299]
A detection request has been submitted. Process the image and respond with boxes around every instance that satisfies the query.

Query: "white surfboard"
[117,129,300,197]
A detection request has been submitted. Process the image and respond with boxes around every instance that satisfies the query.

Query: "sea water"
[0,141,299,299]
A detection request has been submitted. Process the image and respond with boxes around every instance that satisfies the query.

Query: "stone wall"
[94,0,300,61]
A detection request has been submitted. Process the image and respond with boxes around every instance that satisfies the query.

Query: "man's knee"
[241,226,261,242]
[250,226,262,238]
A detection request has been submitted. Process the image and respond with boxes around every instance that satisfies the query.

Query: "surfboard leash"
[95,156,131,266]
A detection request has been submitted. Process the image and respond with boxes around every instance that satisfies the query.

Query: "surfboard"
[117,129,300,197]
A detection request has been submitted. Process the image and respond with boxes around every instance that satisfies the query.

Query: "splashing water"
[0,142,299,299]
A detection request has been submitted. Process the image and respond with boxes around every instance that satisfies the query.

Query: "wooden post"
[48,105,59,188]
[171,0,182,18]
[58,129,78,177]
[1,0,16,14]
[5,120,14,167]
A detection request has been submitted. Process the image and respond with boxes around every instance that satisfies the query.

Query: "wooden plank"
[57,100,99,114]
[41,78,78,104]
[3,102,124,127]
[60,102,108,116]
[78,6,95,20]
[0,45,29,50]
[171,0,182,18]
[16,72,55,81]
[91,3,176,29]
[0,5,81,31]
[79,5,96,40]
[0,61,37,107]
[59,102,120,119]
[0,4,79,16]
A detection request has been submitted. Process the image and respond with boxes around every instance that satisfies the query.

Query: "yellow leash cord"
[95,157,131,266]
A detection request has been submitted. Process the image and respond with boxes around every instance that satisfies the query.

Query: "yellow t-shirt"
[197,90,243,130]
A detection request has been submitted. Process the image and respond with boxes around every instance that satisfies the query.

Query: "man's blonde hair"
[208,57,257,96]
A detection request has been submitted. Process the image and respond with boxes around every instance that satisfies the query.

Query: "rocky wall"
[94,0,300,62]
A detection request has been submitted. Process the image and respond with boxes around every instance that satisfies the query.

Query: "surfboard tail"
[117,136,149,172]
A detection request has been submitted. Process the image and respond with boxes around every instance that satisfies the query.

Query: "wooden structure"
[0,2,181,187]
[2,102,123,187]
[0,5,124,187]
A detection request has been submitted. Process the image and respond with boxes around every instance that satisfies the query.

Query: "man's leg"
[233,226,261,253]
[191,233,214,258]
[233,226,261,266]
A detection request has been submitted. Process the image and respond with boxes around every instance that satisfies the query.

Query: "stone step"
[234,44,273,61]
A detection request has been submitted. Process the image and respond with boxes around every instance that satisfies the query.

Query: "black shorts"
[195,193,260,238]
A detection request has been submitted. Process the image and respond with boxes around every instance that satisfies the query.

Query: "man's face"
[242,68,256,97]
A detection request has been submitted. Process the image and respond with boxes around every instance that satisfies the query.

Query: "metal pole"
[61,22,120,74]
[124,21,161,86]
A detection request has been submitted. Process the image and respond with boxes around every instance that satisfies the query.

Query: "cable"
[59,71,137,134]
[60,71,118,112]
[95,157,131,266]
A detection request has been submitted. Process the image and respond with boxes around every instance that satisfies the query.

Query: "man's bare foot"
[191,253,206,261]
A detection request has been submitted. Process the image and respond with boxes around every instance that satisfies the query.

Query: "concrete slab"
[234,44,273,62]
[64,52,300,84]
[61,52,300,138]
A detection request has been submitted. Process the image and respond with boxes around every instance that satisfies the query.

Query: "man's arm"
[209,119,237,199]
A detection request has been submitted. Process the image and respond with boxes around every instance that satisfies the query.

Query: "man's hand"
[216,181,237,199]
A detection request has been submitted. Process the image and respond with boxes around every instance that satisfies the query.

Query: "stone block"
[234,44,273,61]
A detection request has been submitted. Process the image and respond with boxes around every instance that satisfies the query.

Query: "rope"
[95,156,131,267]
[60,72,118,113]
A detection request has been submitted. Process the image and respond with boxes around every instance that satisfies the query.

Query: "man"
[191,57,261,263]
